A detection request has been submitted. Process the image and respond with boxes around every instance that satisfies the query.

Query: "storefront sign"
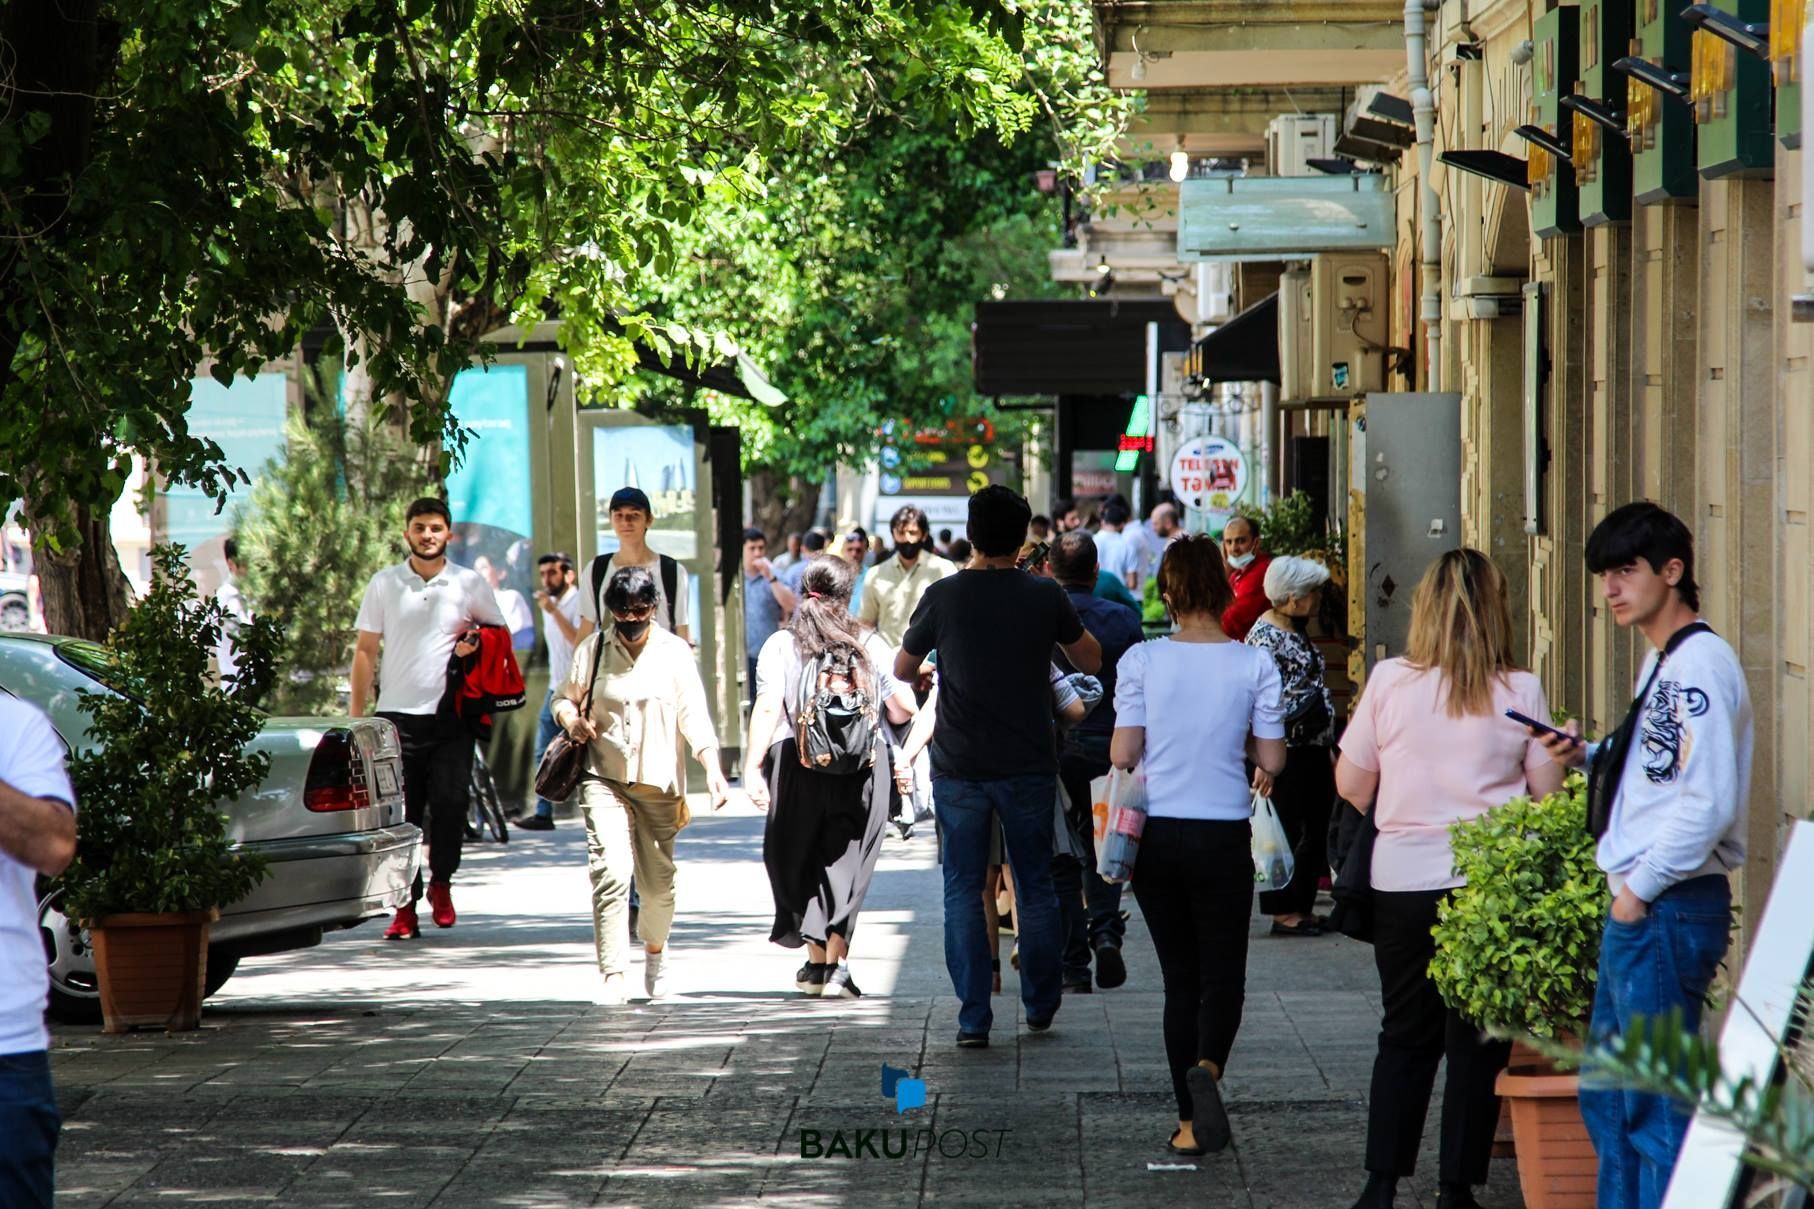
[1170,436,1249,520]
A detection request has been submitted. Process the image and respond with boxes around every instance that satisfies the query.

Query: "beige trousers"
[579,777,683,977]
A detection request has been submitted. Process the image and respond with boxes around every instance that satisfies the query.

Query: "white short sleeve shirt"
[0,697,75,1053]
[579,555,692,634]
[355,561,506,715]
[544,587,583,687]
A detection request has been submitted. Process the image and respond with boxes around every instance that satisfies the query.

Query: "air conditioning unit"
[1265,114,1338,177]
[1277,266,1314,403]
[1308,253,1389,399]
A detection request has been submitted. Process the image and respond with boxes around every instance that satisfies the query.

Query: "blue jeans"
[532,691,560,819]
[934,773,1064,1035]
[1580,874,1732,1209]
[0,1051,59,1209]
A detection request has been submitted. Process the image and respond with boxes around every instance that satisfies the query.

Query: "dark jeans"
[1257,743,1334,918]
[381,711,474,904]
[1131,816,1254,1121]
[933,773,1064,1035]
[532,690,560,819]
[0,1051,59,1209]
[1056,753,1124,983]
[1580,874,1732,1209]
[1366,888,1510,1183]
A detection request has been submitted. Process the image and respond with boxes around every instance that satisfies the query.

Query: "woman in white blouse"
[1111,535,1286,1157]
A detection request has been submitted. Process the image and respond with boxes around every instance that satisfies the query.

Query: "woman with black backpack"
[745,556,916,998]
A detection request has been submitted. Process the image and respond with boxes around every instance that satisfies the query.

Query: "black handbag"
[1585,621,1712,839]
[532,638,604,805]
[1327,804,1379,943]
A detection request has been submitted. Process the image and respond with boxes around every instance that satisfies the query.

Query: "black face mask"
[614,617,651,641]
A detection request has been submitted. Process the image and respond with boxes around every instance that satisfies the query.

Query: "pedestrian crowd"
[0,472,1750,1209]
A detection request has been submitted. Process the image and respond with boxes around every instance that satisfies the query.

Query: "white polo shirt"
[355,560,506,715]
[545,586,582,686]
[0,697,75,1054]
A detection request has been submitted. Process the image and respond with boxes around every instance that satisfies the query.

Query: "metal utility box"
[1530,6,1581,237]
[1631,0,1699,202]
[1265,113,1338,176]
[1347,392,1463,685]
[1692,0,1775,177]
[1771,0,1805,148]
[1574,0,1634,225]
[1279,256,1388,405]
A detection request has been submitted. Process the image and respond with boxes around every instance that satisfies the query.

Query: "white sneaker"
[643,949,668,1000]
[596,973,629,1006]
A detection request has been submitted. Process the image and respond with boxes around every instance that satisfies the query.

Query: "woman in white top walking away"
[1335,549,1564,1209]
[1111,535,1286,1157]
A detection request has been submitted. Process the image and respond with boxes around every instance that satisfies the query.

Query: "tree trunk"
[748,471,821,544]
[38,506,134,641]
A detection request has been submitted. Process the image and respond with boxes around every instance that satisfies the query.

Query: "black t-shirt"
[901,569,1086,780]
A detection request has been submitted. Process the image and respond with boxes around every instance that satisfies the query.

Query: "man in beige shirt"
[859,505,957,648]
[554,565,729,1004]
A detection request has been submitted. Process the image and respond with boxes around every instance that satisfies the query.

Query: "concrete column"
[1780,148,1813,839]
[1541,235,1592,718]
[1698,177,1779,939]
[1588,224,1636,732]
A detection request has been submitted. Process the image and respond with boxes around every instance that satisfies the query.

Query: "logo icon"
[881,1064,927,1114]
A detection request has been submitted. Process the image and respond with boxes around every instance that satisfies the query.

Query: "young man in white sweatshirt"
[1533,502,1752,1209]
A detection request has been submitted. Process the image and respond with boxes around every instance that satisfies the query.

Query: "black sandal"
[1167,1128,1205,1157]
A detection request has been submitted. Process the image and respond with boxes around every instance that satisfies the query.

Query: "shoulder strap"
[1589,620,1715,838]
[578,633,606,716]
[590,553,614,622]
[659,555,679,628]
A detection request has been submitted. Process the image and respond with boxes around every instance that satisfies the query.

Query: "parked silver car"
[0,634,420,1022]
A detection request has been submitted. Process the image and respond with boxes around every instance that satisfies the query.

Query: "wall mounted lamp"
[1438,150,1532,190]
[1679,3,1770,60]
[1559,94,1629,138]
[1513,123,1574,163]
[1613,56,1692,102]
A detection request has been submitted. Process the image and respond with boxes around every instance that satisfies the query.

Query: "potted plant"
[1430,775,1606,1209]
[56,545,281,1033]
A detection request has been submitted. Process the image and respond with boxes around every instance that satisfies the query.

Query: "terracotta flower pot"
[1495,1064,1597,1209]
[1492,1040,1545,1157]
[89,910,217,1034]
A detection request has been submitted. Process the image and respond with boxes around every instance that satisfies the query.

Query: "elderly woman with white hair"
[1244,555,1338,936]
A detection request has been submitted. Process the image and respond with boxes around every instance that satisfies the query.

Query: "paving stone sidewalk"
[49,802,1527,1208]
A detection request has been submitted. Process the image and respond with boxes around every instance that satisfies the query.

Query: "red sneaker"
[384,905,419,940]
[427,882,456,928]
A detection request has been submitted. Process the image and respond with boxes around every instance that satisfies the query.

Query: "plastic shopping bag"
[1250,790,1294,892]
[1095,765,1148,883]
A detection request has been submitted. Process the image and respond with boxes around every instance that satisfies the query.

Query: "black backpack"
[794,646,878,775]
[589,552,679,630]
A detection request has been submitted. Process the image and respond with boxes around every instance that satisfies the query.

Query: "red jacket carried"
[441,625,527,739]
[1222,552,1273,642]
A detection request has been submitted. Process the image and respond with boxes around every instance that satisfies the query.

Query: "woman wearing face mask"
[554,566,732,1005]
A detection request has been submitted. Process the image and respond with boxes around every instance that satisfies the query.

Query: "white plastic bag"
[1250,790,1294,892]
[1095,765,1148,882]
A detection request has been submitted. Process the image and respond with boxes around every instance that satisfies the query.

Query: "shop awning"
[973,299,1192,396]
[1189,291,1279,385]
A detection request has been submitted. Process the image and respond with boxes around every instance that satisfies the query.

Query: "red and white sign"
[1170,436,1249,517]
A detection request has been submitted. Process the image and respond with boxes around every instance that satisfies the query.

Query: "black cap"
[609,487,652,515]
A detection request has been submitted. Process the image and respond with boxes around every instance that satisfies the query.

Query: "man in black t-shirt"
[896,486,1101,1048]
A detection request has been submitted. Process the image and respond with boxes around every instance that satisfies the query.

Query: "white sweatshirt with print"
[1594,629,1753,904]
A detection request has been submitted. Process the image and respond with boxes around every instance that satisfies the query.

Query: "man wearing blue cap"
[577,487,691,644]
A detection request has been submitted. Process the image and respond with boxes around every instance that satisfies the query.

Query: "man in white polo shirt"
[352,497,505,940]
[0,696,78,1208]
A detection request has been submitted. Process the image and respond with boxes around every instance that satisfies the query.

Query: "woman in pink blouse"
[1335,549,1565,1209]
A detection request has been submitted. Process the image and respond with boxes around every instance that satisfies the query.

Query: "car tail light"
[304,730,370,812]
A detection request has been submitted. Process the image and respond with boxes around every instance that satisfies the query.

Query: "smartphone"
[1016,540,1051,572]
[1505,709,1580,745]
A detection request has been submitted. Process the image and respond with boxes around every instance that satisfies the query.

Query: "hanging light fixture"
[1168,142,1190,183]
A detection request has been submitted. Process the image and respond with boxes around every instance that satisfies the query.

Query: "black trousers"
[1257,743,1335,918]
[381,711,474,904]
[1366,888,1511,1184]
[1131,816,1253,1121]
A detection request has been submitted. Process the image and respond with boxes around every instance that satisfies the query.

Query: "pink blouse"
[1339,658,1552,892]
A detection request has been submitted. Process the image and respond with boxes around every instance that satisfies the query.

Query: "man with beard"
[352,497,506,939]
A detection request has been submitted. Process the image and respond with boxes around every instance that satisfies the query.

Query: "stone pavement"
[49,800,1527,1208]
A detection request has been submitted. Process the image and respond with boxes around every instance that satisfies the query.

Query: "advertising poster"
[444,365,536,632]
[592,423,702,627]
[169,373,288,572]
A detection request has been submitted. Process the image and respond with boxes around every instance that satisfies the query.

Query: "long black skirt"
[762,736,891,949]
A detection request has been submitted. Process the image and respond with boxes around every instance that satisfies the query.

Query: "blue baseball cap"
[609,487,652,515]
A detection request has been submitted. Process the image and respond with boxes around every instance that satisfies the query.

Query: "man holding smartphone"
[1529,502,1752,1209]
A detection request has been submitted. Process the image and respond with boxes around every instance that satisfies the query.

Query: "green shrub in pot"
[56,545,283,922]
[1430,774,1607,1041]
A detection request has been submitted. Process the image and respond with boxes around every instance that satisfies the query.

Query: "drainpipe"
[1406,0,1442,390]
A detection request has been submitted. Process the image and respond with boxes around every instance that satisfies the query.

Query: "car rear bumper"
[212,823,421,945]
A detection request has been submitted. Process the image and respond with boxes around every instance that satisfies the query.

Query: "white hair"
[1264,555,1331,607]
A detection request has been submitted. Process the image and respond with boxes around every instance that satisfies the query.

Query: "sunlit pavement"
[49,798,1525,1207]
